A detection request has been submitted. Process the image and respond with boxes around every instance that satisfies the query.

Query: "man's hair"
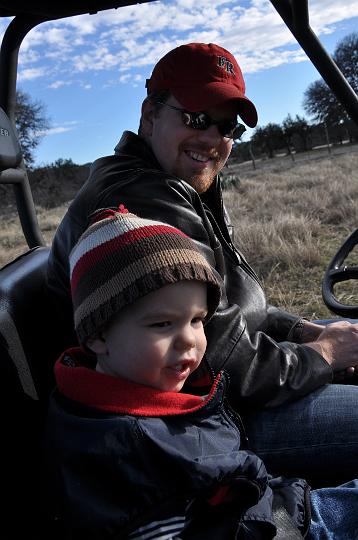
[138,89,171,136]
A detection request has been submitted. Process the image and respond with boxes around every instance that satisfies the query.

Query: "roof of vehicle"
[0,1,155,18]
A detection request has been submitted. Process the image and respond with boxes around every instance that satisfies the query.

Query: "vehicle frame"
[0,2,357,538]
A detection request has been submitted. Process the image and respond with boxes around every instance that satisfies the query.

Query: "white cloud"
[19,49,40,65]
[0,19,9,34]
[73,45,119,72]
[18,67,46,81]
[36,126,72,136]
[36,122,79,136]
[48,80,69,89]
[119,73,131,84]
[5,0,358,88]
[310,0,358,30]
[60,13,98,36]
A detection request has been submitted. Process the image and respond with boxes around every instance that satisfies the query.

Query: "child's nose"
[174,325,196,350]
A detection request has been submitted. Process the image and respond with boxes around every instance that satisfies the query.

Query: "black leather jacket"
[47,131,332,411]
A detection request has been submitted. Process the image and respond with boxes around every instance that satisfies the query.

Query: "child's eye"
[150,321,171,328]
[192,317,205,325]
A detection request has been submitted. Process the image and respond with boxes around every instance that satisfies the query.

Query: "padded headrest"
[0,107,22,170]
[0,246,77,401]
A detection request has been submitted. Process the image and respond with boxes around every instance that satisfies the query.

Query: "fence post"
[249,144,256,170]
[323,122,332,154]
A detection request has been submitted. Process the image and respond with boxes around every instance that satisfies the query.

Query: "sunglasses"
[155,101,246,140]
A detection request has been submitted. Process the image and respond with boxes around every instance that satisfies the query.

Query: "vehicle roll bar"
[0,167,45,247]
[270,0,358,126]
[0,15,49,247]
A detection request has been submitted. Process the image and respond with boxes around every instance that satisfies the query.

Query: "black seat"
[0,106,22,170]
[0,246,65,400]
[0,247,76,539]
[0,105,77,538]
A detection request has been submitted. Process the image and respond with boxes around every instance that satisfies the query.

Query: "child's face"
[89,281,208,392]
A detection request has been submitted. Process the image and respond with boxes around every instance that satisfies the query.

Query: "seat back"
[0,246,76,538]
[0,106,22,169]
[1,103,78,536]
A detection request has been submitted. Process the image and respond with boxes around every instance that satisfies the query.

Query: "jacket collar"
[114,130,162,170]
[113,131,229,240]
[55,347,222,417]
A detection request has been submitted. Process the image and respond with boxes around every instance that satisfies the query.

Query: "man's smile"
[185,150,212,163]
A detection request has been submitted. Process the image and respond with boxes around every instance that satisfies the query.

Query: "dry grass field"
[224,144,358,318]
[1,144,357,319]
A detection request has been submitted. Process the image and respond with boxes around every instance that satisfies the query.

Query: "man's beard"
[186,172,216,194]
[178,143,222,193]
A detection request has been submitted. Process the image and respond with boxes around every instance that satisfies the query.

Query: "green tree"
[230,140,252,162]
[15,90,50,167]
[251,123,285,158]
[303,33,358,125]
[334,33,358,90]
[282,114,312,152]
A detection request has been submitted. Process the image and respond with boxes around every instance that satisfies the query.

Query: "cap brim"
[171,82,258,128]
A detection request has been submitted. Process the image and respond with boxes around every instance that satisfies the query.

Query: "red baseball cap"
[146,42,258,128]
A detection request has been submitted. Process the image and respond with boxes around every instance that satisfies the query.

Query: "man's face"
[142,95,236,193]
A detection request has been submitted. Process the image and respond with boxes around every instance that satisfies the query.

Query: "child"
[44,206,351,540]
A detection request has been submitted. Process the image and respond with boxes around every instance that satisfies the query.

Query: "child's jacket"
[44,348,310,539]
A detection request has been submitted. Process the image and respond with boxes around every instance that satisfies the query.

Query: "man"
[47,42,358,482]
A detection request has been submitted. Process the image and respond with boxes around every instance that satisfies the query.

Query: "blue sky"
[1,0,358,166]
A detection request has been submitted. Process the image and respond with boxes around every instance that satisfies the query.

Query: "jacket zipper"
[205,362,250,449]
[223,398,250,449]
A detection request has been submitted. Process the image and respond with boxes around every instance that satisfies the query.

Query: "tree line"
[232,33,358,162]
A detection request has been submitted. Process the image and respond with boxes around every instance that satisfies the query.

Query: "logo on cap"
[217,56,235,75]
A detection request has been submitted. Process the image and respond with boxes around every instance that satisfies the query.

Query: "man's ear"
[86,334,108,355]
[140,98,155,137]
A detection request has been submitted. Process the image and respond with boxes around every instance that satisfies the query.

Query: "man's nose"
[196,123,223,143]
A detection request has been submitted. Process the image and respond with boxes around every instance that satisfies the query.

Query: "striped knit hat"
[70,205,221,344]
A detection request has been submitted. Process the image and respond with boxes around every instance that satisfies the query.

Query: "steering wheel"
[322,229,358,318]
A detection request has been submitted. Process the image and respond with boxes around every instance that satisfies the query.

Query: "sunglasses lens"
[218,121,246,139]
[232,123,246,139]
[181,112,192,127]
[191,112,209,130]
[181,111,209,130]
[180,107,245,139]
[218,121,235,138]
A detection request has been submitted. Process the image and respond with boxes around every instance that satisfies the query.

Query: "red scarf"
[55,347,221,417]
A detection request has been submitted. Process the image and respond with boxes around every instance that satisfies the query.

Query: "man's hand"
[299,320,324,342]
[304,321,358,372]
